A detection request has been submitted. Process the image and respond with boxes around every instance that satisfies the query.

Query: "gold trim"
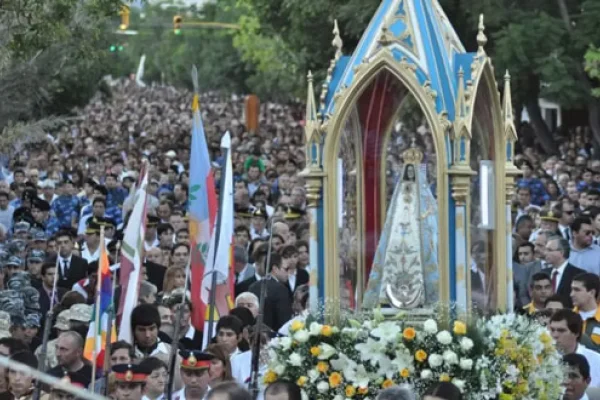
[322,49,450,306]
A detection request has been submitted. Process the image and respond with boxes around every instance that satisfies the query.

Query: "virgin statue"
[362,141,439,309]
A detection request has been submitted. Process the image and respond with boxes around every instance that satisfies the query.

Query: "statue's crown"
[402,138,424,165]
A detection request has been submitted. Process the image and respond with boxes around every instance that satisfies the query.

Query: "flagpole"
[90,226,105,394]
[32,255,60,400]
[166,251,192,400]
[206,138,230,344]
[103,241,120,397]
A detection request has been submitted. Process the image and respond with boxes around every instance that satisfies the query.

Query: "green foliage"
[586,46,600,98]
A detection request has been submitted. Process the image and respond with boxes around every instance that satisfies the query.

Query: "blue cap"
[27,250,45,263]
[24,314,41,328]
[32,231,47,242]
[6,256,22,267]
[14,221,30,233]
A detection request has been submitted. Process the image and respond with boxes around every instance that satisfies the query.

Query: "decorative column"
[300,71,326,313]
[448,67,476,314]
[503,70,520,312]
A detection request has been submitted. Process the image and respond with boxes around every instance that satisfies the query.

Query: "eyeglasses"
[564,211,574,215]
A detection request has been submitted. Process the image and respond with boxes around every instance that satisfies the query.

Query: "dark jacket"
[57,255,88,290]
[249,277,293,332]
[542,263,586,308]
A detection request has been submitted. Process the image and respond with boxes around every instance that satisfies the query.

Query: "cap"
[252,208,268,220]
[54,309,71,330]
[6,256,22,267]
[165,150,177,158]
[284,206,304,220]
[10,314,25,327]
[14,221,30,234]
[179,350,214,370]
[147,215,160,228]
[540,209,560,223]
[24,313,41,328]
[85,219,101,235]
[32,231,48,242]
[68,304,92,322]
[112,364,149,383]
[40,180,56,189]
[27,250,45,262]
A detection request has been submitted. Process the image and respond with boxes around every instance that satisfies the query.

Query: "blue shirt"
[517,178,549,206]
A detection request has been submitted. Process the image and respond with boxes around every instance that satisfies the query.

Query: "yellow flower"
[400,368,410,378]
[440,373,451,382]
[317,361,329,373]
[345,385,356,398]
[499,394,514,400]
[415,350,428,362]
[540,332,552,345]
[453,321,467,335]
[310,346,321,357]
[290,320,305,332]
[321,325,333,337]
[382,379,394,389]
[296,376,308,387]
[357,387,368,395]
[263,370,278,384]
[329,372,343,388]
[403,327,416,341]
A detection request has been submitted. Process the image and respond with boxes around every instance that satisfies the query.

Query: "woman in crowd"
[205,344,233,386]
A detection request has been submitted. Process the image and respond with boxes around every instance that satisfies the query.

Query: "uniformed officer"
[35,309,71,369]
[112,364,150,400]
[173,351,215,400]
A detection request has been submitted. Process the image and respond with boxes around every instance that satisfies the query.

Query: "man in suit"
[55,229,88,289]
[543,235,586,308]
[281,244,308,298]
[236,243,269,295]
[233,246,255,297]
[37,262,66,315]
[249,253,293,332]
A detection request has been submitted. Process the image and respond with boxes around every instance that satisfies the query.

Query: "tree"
[585,46,600,98]
[0,0,122,149]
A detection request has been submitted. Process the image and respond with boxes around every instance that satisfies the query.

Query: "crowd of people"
[0,74,598,400]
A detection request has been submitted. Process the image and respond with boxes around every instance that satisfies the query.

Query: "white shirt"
[580,308,598,322]
[81,245,100,264]
[550,260,569,290]
[58,255,73,277]
[577,344,600,388]
[560,224,571,240]
[230,350,266,400]
[172,386,211,400]
[288,270,297,292]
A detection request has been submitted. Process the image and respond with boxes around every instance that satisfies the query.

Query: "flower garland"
[264,313,564,400]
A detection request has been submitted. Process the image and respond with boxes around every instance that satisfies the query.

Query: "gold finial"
[332,19,343,60]
[305,71,317,123]
[402,137,424,165]
[503,70,517,143]
[477,14,487,55]
[456,66,467,119]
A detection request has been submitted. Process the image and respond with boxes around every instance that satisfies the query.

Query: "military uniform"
[112,364,150,400]
[106,187,127,228]
[35,309,71,369]
[49,191,79,235]
[173,351,213,400]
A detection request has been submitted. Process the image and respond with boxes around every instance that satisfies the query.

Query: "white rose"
[301,391,309,400]
[452,378,466,392]
[460,337,474,351]
[308,369,320,382]
[274,364,286,375]
[459,358,473,371]
[309,322,323,336]
[293,329,310,343]
[420,369,433,379]
[423,319,438,334]
[442,350,458,365]
[317,381,330,393]
[289,352,304,367]
[279,337,292,351]
[428,354,443,368]
[436,330,452,345]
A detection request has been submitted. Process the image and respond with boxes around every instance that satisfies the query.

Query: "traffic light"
[173,15,182,35]
[119,5,130,30]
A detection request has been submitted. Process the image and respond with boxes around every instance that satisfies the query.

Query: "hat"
[6,256,22,267]
[10,314,25,327]
[54,309,71,330]
[112,364,149,383]
[85,219,101,235]
[540,209,560,223]
[0,311,11,338]
[14,221,30,234]
[32,230,48,242]
[24,313,41,328]
[147,215,160,228]
[252,208,268,220]
[68,304,92,322]
[8,239,27,254]
[149,178,160,186]
[165,150,177,159]
[27,250,45,262]
[40,180,55,189]
[179,350,214,370]
[284,206,305,220]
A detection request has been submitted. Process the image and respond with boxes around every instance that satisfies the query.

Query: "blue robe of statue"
[362,163,439,308]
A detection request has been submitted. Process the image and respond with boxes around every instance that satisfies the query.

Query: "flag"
[189,94,218,329]
[84,239,116,361]
[201,132,235,348]
[118,164,149,342]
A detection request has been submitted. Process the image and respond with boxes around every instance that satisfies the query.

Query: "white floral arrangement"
[263,312,564,400]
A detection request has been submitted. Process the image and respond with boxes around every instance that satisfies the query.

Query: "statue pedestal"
[380,306,437,328]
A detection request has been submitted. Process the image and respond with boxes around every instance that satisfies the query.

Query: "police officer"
[174,351,215,400]
[112,364,150,400]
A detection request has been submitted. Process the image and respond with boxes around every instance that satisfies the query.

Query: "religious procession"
[1,0,600,399]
